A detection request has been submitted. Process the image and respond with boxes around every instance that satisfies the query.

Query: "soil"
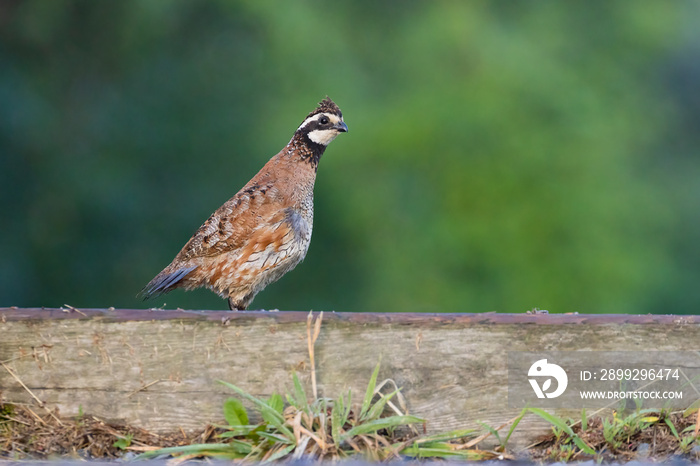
[529,413,700,464]
[0,403,212,460]
[2,402,700,462]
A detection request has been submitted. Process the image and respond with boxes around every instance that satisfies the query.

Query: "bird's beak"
[335,121,348,133]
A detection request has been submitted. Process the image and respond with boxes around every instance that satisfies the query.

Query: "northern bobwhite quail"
[141,97,348,310]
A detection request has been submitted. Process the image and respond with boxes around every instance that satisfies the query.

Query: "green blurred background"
[1,1,699,314]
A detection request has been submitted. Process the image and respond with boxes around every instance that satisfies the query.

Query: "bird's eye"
[319,116,329,125]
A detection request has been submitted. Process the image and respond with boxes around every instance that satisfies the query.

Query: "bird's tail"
[139,266,197,300]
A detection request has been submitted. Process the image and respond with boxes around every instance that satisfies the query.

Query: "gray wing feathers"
[139,266,198,299]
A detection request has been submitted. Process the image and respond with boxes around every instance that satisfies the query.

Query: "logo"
[528,359,568,398]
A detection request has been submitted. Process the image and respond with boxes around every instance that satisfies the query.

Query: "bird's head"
[295,97,348,146]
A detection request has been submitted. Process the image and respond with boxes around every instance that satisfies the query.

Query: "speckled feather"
[141,97,347,310]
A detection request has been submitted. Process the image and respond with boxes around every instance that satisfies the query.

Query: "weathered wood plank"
[1,308,699,448]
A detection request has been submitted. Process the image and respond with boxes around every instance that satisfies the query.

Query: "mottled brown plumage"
[141,97,347,310]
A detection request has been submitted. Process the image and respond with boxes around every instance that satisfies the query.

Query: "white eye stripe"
[297,112,340,131]
[297,113,323,131]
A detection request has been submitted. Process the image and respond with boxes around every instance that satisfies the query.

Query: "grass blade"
[502,408,527,447]
[476,420,501,444]
[401,444,493,460]
[262,443,295,464]
[365,387,400,421]
[268,393,284,414]
[258,431,295,445]
[262,393,284,424]
[223,397,249,426]
[528,408,574,436]
[218,381,283,422]
[360,363,381,420]
[331,398,344,444]
[665,417,680,439]
[683,399,700,418]
[291,372,310,414]
[414,428,477,444]
[528,408,595,455]
[344,389,352,424]
[135,442,243,460]
[341,415,423,441]
[217,381,295,442]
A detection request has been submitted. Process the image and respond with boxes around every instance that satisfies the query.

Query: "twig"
[126,379,164,398]
[298,424,327,450]
[3,416,31,426]
[0,361,63,425]
[0,353,34,365]
[374,378,418,435]
[62,304,87,317]
[23,405,48,426]
[306,311,323,400]
[125,445,162,452]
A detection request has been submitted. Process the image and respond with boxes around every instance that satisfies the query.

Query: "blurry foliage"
[1,0,699,313]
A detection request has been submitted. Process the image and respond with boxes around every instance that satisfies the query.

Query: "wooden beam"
[1,308,698,447]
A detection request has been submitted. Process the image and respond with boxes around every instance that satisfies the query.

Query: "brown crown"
[305,97,342,119]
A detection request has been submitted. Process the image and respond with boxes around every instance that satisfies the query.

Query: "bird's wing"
[176,183,287,261]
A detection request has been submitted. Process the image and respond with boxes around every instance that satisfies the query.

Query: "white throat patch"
[308,129,340,146]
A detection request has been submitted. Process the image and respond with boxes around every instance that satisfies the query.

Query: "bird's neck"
[285,132,326,171]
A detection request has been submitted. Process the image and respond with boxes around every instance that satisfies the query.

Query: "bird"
[141,97,348,310]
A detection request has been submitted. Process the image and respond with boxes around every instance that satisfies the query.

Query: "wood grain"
[1,308,699,448]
